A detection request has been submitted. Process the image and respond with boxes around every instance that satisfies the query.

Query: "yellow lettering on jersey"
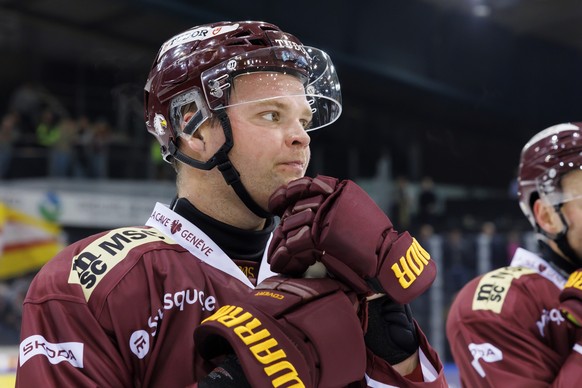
[68,227,172,301]
[391,238,431,289]
[472,266,535,313]
[203,305,305,388]
[565,270,582,291]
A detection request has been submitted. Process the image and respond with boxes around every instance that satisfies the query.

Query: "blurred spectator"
[0,112,20,179]
[73,116,111,179]
[9,82,67,137]
[72,115,93,178]
[391,175,413,229]
[476,221,507,274]
[90,118,112,179]
[8,82,45,136]
[36,108,59,147]
[443,228,476,304]
[417,176,438,226]
[37,112,78,177]
[506,229,521,260]
[0,276,35,344]
[507,168,519,199]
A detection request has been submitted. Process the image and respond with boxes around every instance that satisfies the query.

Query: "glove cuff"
[364,298,419,365]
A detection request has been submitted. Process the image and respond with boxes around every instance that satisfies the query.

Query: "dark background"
[1,0,582,187]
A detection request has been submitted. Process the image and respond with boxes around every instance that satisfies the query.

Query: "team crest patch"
[153,114,167,136]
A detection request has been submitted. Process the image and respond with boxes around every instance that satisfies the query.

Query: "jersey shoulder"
[26,226,184,306]
[451,265,553,320]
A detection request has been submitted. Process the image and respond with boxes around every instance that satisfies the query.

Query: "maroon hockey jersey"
[17,202,446,387]
[447,247,582,387]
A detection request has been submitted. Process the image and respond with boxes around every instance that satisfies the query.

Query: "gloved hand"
[268,175,437,303]
[364,297,419,365]
[198,354,251,388]
[194,277,366,388]
[559,269,582,326]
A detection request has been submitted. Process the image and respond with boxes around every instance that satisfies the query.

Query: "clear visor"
[200,46,341,131]
[534,163,582,206]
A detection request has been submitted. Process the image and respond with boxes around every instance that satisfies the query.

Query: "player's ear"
[180,112,205,155]
[534,199,563,234]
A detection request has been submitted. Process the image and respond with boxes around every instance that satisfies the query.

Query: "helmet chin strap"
[539,204,582,267]
[169,111,271,219]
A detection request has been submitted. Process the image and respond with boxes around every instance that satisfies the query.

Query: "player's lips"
[279,160,305,169]
[281,160,305,168]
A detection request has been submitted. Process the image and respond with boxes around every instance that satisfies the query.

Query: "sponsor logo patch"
[68,227,169,301]
[129,330,150,360]
[472,266,534,313]
[20,335,84,368]
[469,342,502,378]
[536,308,565,337]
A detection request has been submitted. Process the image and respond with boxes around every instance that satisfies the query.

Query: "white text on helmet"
[158,24,240,59]
[274,39,307,55]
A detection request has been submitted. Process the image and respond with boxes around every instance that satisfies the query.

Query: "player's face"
[226,72,312,208]
[559,170,582,258]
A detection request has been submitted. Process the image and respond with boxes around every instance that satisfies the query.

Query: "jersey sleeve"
[447,314,582,388]
[446,265,582,388]
[16,296,133,387]
[15,226,176,387]
[364,322,448,387]
[552,341,582,387]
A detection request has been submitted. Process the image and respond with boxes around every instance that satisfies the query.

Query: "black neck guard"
[173,197,275,262]
[537,240,578,277]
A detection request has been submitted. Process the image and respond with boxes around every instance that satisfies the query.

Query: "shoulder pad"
[68,227,174,302]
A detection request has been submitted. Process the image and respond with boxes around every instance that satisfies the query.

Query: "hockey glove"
[268,175,437,303]
[364,297,419,365]
[198,354,251,388]
[194,277,366,388]
[559,269,582,326]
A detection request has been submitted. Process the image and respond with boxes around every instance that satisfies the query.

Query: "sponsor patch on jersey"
[472,266,534,313]
[158,23,239,59]
[469,342,502,378]
[20,334,84,368]
[129,330,150,359]
[68,227,171,301]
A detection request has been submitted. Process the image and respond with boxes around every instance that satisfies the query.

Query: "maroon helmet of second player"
[518,122,582,227]
[518,122,582,265]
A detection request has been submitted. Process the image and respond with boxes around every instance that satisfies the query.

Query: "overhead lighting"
[472,4,491,17]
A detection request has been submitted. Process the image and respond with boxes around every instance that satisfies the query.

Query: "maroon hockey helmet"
[518,122,582,227]
[144,21,342,163]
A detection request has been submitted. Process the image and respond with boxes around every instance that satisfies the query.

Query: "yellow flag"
[0,202,63,279]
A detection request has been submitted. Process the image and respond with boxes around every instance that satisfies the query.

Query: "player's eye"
[300,119,313,130]
[260,111,279,122]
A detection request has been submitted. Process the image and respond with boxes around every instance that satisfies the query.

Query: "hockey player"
[447,123,582,387]
[16,21,446,387]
